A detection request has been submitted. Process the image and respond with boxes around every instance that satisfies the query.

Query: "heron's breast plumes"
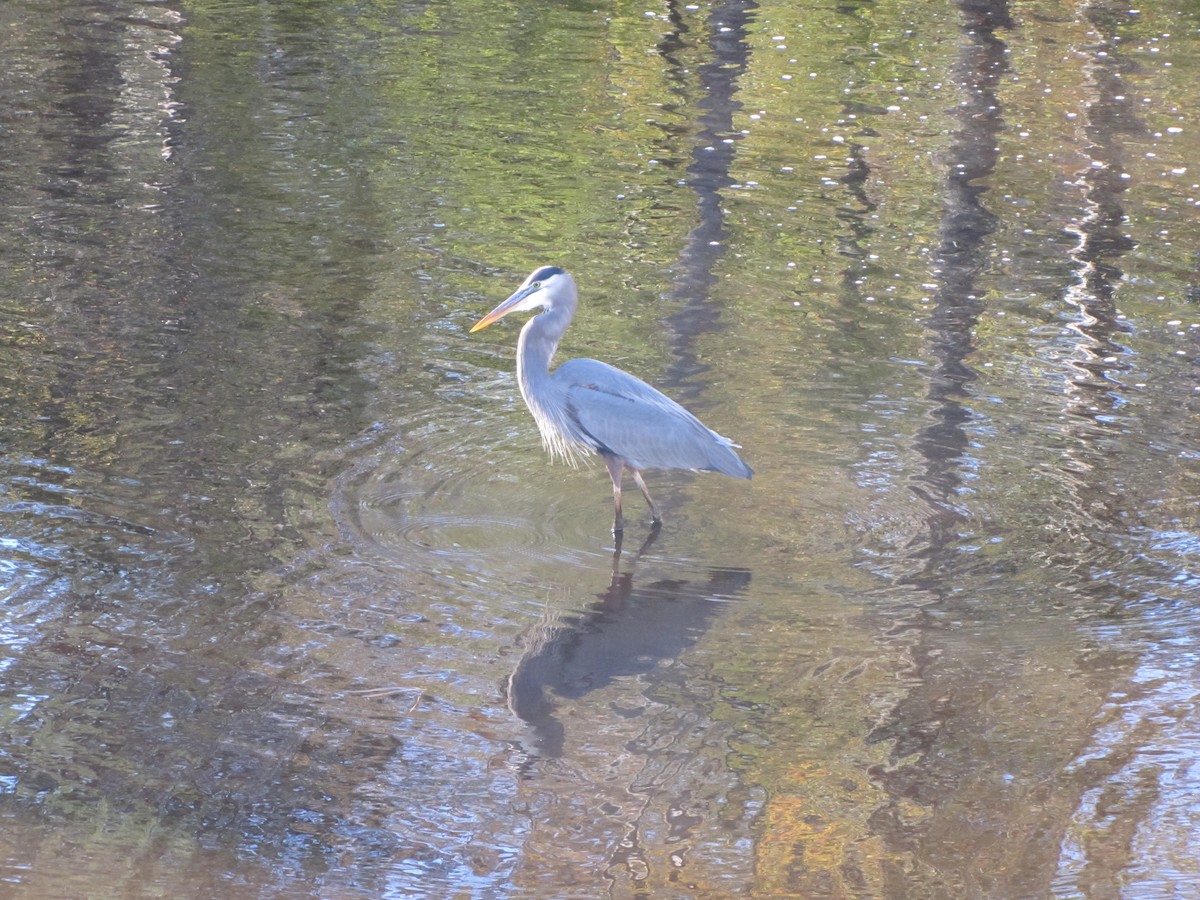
[525,395,595,468]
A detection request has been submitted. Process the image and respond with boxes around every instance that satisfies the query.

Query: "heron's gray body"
[472,266,752,530]
[522,353,751,476]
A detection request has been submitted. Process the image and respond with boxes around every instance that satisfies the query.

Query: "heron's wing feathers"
[555,359,752,478]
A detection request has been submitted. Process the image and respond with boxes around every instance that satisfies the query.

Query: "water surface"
[1,0,1198,896]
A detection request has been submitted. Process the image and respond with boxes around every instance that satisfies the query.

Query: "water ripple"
[331,415,614,577]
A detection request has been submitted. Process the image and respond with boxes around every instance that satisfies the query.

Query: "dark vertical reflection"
[835,142,879,308]
[658,0,758,397]
[1042,0,1144,613]
[1058,0,1138,513]
[827,11,884,368]
[907,0,1011,528]
[1048,3,1191,893]
[863,0,1014,888]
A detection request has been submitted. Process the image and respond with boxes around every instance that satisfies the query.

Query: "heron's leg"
[629,468,661,524]
[603,454,625,533]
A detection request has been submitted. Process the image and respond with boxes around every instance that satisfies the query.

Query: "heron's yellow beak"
[469,307,507,333]
[469,286,536,333]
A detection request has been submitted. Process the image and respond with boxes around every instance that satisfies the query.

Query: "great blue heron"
[470,266,752,532]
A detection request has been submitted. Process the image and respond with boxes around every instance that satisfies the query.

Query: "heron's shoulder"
[555,358,670,402]
[553,357,626,379]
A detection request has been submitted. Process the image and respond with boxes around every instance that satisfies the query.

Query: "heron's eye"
[531,282,542,289]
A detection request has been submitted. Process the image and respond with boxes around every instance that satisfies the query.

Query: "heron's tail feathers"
[706,435,753,480]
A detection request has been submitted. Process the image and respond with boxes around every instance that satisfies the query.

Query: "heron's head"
[470,266,574,332]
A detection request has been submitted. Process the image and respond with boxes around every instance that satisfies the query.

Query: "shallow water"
[1,0,1199,896]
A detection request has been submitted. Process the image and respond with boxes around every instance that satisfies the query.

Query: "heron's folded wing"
[557,359,747,475]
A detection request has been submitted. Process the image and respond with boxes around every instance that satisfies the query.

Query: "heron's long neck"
[514,293,582,463]
[516,301,573,400]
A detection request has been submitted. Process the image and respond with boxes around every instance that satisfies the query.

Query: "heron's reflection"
[505,527,751,758]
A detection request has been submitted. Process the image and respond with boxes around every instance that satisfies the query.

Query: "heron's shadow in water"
[503,527,752,758]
